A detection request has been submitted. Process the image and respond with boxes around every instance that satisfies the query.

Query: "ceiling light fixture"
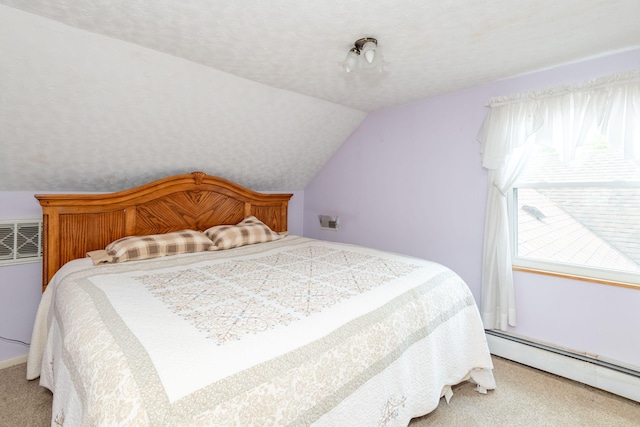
[339,37,387,73]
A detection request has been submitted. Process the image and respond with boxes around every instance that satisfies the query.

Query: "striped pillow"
[105,230,213,263]
[205,216,285,250]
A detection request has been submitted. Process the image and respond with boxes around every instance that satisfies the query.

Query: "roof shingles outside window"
[515,148,640,274]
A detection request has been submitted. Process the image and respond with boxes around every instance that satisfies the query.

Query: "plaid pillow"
[105,230,213,263]
[205,216,285,250]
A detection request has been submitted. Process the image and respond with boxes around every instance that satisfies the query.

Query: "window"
[478,70,639,330]
[511,131,640,285]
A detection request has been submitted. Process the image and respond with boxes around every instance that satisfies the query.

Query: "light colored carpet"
[0,360,52,427]
[1,356,639,426]
[411,356,640,426]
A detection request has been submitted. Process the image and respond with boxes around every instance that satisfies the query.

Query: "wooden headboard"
[35,172,293,290]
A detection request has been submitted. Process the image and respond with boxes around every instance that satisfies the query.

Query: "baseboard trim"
[0,354,28,370]
[486,331,640,403]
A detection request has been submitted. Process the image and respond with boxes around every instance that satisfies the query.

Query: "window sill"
[512,266,640,290]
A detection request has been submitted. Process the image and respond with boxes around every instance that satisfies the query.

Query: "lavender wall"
[0,192,46,362]
[0,190,304,362]
[304,48,640,369]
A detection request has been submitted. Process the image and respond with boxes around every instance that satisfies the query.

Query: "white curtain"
[477,69,640,331]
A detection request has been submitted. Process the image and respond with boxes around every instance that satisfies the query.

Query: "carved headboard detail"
[36,172,293,290]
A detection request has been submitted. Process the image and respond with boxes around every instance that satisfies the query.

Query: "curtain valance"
[479,69,640,170]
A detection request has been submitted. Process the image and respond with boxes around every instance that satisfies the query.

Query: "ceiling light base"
[354,37,377,51]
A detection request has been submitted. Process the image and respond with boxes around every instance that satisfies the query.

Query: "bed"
[27,172,495,426]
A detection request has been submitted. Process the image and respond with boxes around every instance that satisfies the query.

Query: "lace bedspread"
[28,236,495,426]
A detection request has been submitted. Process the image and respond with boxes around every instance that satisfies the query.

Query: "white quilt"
[28,235,495,426]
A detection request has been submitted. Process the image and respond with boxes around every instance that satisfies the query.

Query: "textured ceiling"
[0,1,639,193]
[2,0,639,112]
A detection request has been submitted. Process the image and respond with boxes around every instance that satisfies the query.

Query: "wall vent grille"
[0,219,42,266]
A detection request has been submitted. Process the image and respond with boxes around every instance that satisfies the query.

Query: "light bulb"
[362,41,376,63]
[339,49,360,73]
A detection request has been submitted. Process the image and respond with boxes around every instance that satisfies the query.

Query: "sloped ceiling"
[0,1,639,192]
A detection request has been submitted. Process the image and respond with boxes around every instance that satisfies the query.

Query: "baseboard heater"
[485,330,640,403]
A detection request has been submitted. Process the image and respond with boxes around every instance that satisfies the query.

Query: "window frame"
[509,181,640,289]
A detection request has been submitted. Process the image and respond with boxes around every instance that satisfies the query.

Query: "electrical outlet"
[319,214,339,230]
